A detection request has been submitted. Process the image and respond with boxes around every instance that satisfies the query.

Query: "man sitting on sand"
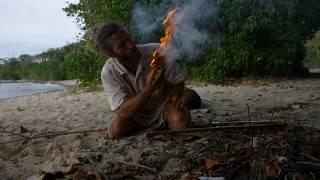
[93,22,201,139]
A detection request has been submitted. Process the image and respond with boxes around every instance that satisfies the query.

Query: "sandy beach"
[0,78,319,179]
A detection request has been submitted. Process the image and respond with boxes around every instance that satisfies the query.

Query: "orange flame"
[160,7,178,50]
[150,7,179,69]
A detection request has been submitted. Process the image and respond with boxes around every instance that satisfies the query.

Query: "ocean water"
[0,82,65,100]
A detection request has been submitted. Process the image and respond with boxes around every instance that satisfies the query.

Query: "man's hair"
[93,22,125,55]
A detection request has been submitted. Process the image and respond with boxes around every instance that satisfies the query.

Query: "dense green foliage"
[0,53,67,81]
[305,32,320,68]
[0,58,21,80]
[216,0,319,77]
[64,45,105,86]
[182,0,320,82]
[0,42,106,88]
[63,0,320,84]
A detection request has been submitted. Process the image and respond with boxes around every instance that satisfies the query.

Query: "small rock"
[277,156,287,164]
[199,108,210,113]
[180,172,197,180]
[17,107,25,111]
[204,159,219,170]
[11,158,18,165]
[265,162,281,177]
[20,125,28,133]
[251,137,262,149]
[162,158,188,173]
[292,104,301,109]
[136,175,159,180]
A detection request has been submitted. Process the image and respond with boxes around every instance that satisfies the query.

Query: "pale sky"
[0,0,80,58]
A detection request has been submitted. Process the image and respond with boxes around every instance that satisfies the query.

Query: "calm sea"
[0,82,65,100]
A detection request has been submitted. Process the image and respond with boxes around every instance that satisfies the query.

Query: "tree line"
[0,42,105,86]
[1,0,319,85]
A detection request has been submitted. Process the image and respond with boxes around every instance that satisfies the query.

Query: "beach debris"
[6,124,320,179]
[198,108,211,113]
[135,175,160,180]
[265,161,281,177]
[72,168,103,180]
[292,104,301,109]
[0,128,106,145]
[116,161,157,173]
[2,109,320,179]
[198,177,224,180]
[17,107,25,111]
[204,159,219,170]
[27,172,64,180]
[20,124,29,134]
[0,129,29,138]
[251,136,263,149]
[299,153,320,163]
[98,161,158,179]
[173,134,198,142]
[41,148,80,174]
[163,158,190,173]
[180,172,198,180]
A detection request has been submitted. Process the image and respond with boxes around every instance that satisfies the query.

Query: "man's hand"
[169,96,184,111]
[149,51,165,70]
[116,68,163,121]
[145,68,164,93]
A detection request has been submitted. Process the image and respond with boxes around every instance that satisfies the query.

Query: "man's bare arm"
[116,69,164,120]
[116,88,152,120]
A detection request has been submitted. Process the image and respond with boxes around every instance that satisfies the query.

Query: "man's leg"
[107,114,145,139]
[182,87,202,110]
[165,100,191,129]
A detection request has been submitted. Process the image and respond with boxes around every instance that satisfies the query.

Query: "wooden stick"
[0,128,106,145]
[299,153,320,162]
[296,161,320,167]
[247,104,254,147]
[209,120,285,126]
[147,121,287,136]
[117,161,157,172]
[0,130,29,138]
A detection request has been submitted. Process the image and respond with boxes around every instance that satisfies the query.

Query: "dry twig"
[0,130,29,138]
[299,153,320,163]
[117,161,157,173]
[247,104,254,147]
[0,128,106,145]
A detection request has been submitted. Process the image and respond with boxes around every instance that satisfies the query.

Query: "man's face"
[106,31,140,62]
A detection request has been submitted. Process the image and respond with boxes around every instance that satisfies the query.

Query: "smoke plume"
[131,0,222,61]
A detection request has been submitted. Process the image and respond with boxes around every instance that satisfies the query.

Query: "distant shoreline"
[0,80,77,88]
[309,68,320,73]
[0,80,77,101]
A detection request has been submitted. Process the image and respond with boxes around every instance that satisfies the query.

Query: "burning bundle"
[150,8,179,69]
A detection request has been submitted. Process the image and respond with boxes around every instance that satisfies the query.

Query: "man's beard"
[118,48,141,63]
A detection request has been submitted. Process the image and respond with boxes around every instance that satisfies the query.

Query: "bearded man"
[93,22,201,139]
